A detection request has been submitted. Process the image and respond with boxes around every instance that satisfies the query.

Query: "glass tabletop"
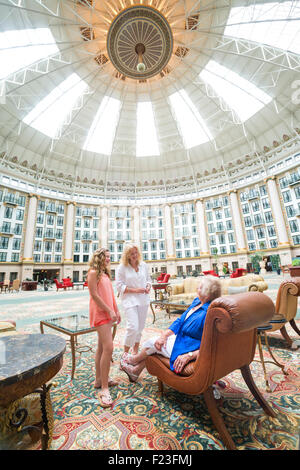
[151,299,188,307]
[42,314,93,334]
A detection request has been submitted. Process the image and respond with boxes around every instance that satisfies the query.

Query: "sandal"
[120,362,139,383]
[94,377,119,389]
[98,390,113,408]
[119,352,132,370]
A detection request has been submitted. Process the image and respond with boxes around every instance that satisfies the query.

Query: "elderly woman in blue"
[120,275,221,382]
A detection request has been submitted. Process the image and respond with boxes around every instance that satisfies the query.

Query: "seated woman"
[120,275,222,382]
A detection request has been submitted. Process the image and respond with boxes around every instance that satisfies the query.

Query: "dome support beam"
[179,35,300,72]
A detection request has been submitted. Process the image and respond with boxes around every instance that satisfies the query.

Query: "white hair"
[200,275,221,300]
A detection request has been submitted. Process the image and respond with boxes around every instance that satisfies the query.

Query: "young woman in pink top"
[88,248,121,408]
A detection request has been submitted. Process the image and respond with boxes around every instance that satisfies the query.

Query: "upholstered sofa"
[168,274,268,304]
[0,320,18,337]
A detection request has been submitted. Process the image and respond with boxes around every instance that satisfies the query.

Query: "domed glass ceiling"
[0,0,299,197]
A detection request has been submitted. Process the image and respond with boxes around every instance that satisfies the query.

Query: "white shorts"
[124,304,149,347]
[141,334,176,358]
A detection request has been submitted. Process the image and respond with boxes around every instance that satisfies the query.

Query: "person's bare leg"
[126,348,149,365]
[124,345,130,353]
[95,338,103,388]
[133,342,140,355]
[132,360,146,377]
[96,324,113,395]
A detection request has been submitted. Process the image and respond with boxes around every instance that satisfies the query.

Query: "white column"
[100,206,108,248]
[133,206,140,246]
[64,201,75,262]
[196,199,209,255]
[164,204,174,258]
[23,194,38,262]
[266,176,289,246]
[229,190,247,252]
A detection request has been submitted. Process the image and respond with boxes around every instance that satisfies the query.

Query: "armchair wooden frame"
[145,292,276,450]
[271,277,300,348]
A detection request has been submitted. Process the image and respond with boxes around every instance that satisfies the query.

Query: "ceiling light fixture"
[135,43,146,72]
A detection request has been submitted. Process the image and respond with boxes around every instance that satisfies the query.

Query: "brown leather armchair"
[145,291,276,450]
[271,277,300,347]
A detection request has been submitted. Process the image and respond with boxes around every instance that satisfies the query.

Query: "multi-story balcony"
[14,226,23,236]
[44,229,56,239]
[115,210,126,218]
[3,195,18,205]
[181,229,191,238]
[1,224,14,236]
[215,225,225,232]
[288,174,300,186]
[213,200,222,209]
[46,204,57,213]
[81,233,92,241]
[148,231,158,240]
[247,190,259,200]
[144,209,157,218]
[253,216,264,226]
[82,209,93,217]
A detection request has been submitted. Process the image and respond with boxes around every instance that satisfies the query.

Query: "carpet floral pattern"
[29,320,300,451]
[1,274,299,450]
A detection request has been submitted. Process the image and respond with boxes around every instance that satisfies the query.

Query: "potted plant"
[289,258,300,277]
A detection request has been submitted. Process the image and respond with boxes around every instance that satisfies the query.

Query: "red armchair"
[161,274,170,283]
[230,268,246,279]
[54,279,66,291]
[62,278,74,288]
[152,273,170,300]
[156,273,166,282]
[203,270,219,277]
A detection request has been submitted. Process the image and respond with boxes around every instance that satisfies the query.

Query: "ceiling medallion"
[107,5,173,80]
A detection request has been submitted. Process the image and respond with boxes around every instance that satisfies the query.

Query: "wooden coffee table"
[40,314,117,379]
[150,299,188,323]
[0,333,66,449]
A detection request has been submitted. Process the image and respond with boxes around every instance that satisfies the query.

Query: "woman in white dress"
[116,244,151,362]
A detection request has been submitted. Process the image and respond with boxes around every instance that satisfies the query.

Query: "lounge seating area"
[0,279,20,293]
[0,271,299,451]
[54,278,74,291]
[230,268,247,278]
[167,274,268,304]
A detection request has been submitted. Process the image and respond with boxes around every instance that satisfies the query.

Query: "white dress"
[116,261,152,348]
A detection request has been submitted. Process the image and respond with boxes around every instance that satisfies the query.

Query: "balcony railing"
[288,175,300,186]
[253,219,264,226]
[82,209,94,217]
[1,225,14,235]
[44,230,56,239]
[3,195,18,205]
[81,233,92,241]
[46,205,57,213]
[247,191,259,200]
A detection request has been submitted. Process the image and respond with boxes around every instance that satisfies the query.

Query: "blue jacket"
[169,298,211,372]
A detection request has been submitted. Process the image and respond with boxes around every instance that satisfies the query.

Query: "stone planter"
[289,265,300,277]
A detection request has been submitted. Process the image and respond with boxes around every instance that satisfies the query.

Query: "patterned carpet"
[1,273,300,450]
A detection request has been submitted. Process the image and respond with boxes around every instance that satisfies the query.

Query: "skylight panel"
[224,2,300,54]
[200,60,272,122]
[0,28,59,80]
[136,101,160,157]
[23,73,88,138]
[169,89,212,149]
[83,96,121,155]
